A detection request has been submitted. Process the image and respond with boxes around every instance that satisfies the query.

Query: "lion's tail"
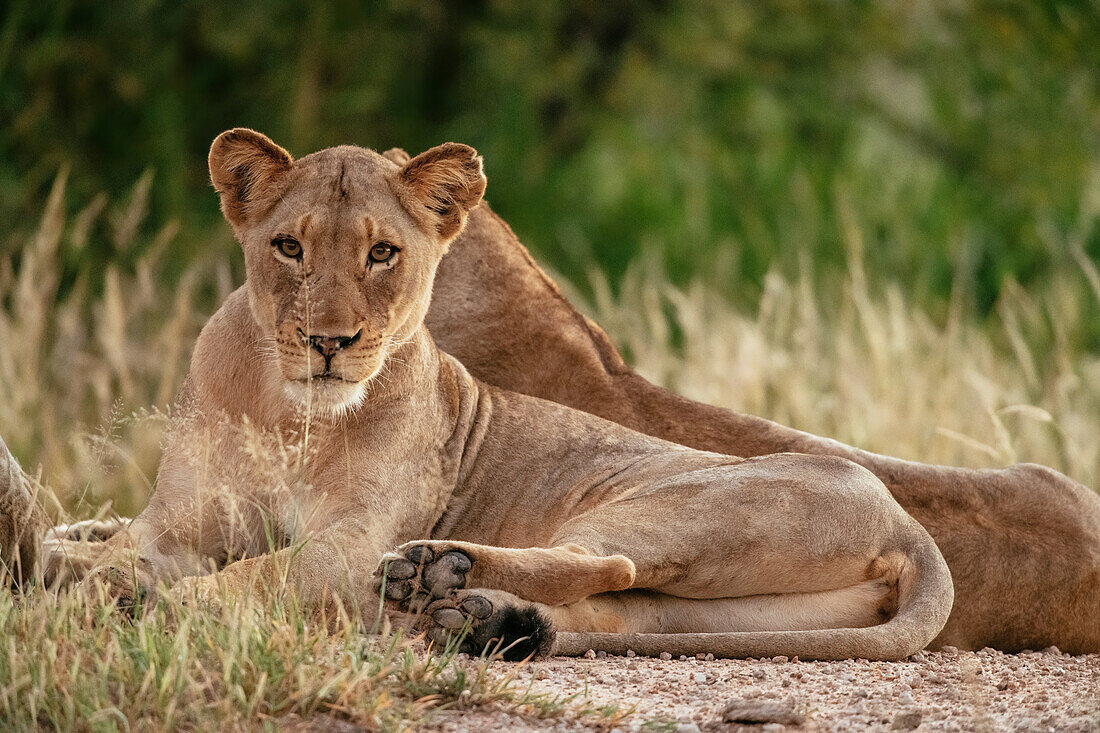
[548,523,953,661]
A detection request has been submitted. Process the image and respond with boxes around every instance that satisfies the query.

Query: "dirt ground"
[422,647,1100,732]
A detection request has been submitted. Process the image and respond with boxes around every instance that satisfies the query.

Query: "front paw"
[168,574,225,614]
[79,559,155,614]
[42,538,107,589]
[374,541,472,613]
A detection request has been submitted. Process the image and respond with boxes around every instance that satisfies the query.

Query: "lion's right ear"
[381,147,411,166]
[208,128,293,227]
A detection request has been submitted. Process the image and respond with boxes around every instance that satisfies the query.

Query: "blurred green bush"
[2,0,1099,341]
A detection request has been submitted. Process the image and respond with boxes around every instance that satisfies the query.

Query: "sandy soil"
[422,647,1100,732]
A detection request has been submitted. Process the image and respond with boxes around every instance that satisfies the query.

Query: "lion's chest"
[261,442,454,548]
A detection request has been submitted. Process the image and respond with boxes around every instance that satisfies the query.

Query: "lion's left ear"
[397,143,486,243]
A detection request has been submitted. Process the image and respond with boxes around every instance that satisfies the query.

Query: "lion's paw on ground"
[419,589,555,662]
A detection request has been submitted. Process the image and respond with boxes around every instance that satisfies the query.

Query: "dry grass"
[0,176,1097,729]
[0,173,233,517]
[583,232,1099,490]
[0,585,565,731]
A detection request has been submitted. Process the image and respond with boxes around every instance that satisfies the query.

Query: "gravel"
[422,648,1100,732]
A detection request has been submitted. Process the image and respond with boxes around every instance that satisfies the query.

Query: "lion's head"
[207,128,485,414]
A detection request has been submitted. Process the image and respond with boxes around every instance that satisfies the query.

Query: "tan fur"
[17,130,955,660]
[0,436,50,588]
[423,198,1100,655]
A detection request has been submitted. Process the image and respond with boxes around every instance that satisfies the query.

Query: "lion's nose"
[303,330,361,358]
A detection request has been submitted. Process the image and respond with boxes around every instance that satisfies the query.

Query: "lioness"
[9,129,954,660]
[422,194,1100,655]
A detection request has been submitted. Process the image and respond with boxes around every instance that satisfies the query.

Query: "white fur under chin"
[284,378,367,418]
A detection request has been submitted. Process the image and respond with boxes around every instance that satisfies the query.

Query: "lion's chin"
[283,377,367,417]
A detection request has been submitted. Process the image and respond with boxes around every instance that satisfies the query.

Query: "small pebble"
[704,653,715,661]
[892,710,922,730]
[693,672,706,683]
[940,645,959,656]
[584,649,596,659]
[1042,646,1061,656]
[597,650,608,659]
[626,649,636,657]
[679,655,688,661]
[910,651,928,662]
[722,698,806,726]
[660,652,672,661]
[772,655,788,663]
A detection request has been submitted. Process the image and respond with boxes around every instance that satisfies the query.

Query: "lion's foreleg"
[41,508,223,609]
[171,523,394,623]
[374,539,636,610]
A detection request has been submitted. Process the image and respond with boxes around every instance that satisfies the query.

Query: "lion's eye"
[368,242,397,264]
[272,236,302,260]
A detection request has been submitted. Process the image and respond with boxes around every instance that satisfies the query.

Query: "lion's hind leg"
[413,579,895,661]
[553,577,896,638]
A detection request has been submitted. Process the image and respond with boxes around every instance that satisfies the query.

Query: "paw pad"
[377,544,473,612]
[422,591,555,661]
[431,595,494,630]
